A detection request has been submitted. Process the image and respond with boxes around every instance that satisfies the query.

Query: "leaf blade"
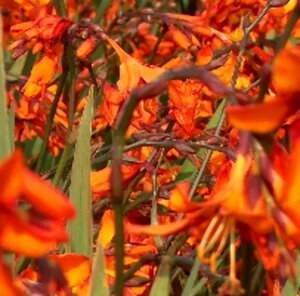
[68,88,94,258]
[0,16,12,160]
[150,256,171,296]
[89,244,110,296]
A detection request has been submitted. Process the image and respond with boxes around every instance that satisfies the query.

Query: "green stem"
[53,144,73,186]
[53,50,76,186]
[112,200,125,296]
[0,15,11,159]
[95,0,113,23]
[21,50,35,77]
[276,4,300,53]
[188,105,226,199]
[35,69,68,173]
[53,0,67,17]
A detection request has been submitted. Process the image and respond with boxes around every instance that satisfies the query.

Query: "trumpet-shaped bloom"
[0,149,75,293]
[0,150,75,255]
[104,35,165,92]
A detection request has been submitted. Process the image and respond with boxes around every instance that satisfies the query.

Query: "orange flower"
[227,47,300,133]
[18,254,90,295]
[76,37,96,60]
[126,138,273,275]
[96,83,159,136]
[0,0,50,14]
[91,164,140,201]
[0,149,75,256]
[168,25,200,50]
[98,210,115,248]
[168,79,212,136]
[270,119,300,243]
[104,35,165,92]
[0,261,19,296]
[50,254,91,295]
[23,54,58,97]
[0,149,75,293]
[9,15,72,57]
[104,0,136,26]
[132,23,175,61]
[100,83,125,127]
[164,13,213,38]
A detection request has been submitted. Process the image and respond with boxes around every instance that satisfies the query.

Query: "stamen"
[205,216,227,253]
[198,215,221,260]
[229,219,236,281]
[215,218,231,256]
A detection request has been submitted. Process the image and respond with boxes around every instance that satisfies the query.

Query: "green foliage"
[68,88,94,258]
[150,256,171,296]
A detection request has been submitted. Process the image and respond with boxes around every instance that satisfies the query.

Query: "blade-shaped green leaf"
[282,252,300,296]
[181,259,201,296]
[176,99,226,181]
[68,87,94,258]
[95,0,112,22]
[89,244,109,296]
[150,256,171,296]
[8,106,15,152]
[0,16,12,159]
[190,278,207,296]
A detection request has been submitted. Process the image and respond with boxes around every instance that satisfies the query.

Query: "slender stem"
[35,69,68,173]
[147,26,167,64]
[276,3,300,53]
[112,200,125,296]
[53,52,76,186]
[53,144,73,186]
[151,149,165,249]
[229,220,236,281]
[0,14,11,159]
[188,108,226,199]
[123,254,158,283]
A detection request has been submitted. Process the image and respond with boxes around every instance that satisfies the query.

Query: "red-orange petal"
[126,211,202,236]
[76,38,96,60]
[49,254,91,289]
[22,168,75,219]
[0,150,23,206]
[97,210,115,248]
[0,211,65,257]
[280,123,300,227]
[0,261,18,296]
[169,182,202,213]
[227,99,290,133]
[272,46,300,94]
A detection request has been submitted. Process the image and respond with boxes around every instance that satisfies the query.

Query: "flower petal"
[0,150,23,206]
[0,261,18,296]
[98,210,115,248]
[272,46,300,94]
[22,168,75,219]
[0,211,67,257]
[227,99,290,133]
[126,211,202,236]
[50,254,91,289]
[280,119,300,227]
[169,182,202,213]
